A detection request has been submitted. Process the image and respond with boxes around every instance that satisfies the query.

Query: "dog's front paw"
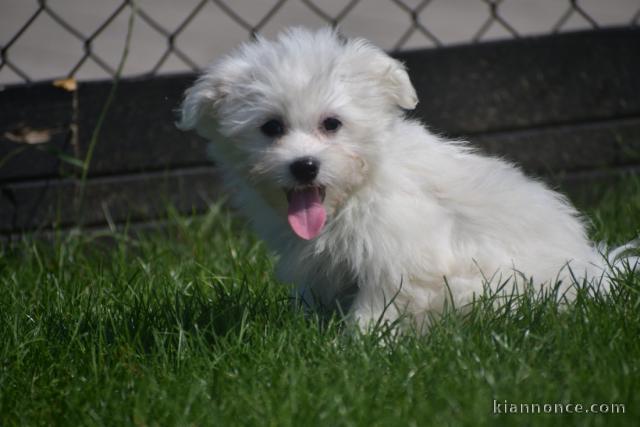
[349,308,376,332]
[348,304,397,333]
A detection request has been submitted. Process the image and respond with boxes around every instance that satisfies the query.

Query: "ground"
[1,178,639,426]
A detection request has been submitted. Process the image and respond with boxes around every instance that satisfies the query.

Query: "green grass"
[1,183,640,427]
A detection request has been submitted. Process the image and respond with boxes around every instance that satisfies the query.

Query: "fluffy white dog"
[178,27,633,329]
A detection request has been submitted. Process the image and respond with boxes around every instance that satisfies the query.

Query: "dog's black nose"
[290,157,320,183]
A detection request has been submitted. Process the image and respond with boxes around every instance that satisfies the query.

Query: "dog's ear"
[177,57,247,134]
[377,55,418,110]
[349,41,418,110]
[176,76,219,132]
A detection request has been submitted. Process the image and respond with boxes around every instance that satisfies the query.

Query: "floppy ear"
[176,56,248,134]
[373,53,418,110]
[176,75,220,132]
[385,59,418,110]
[349,40,418,110]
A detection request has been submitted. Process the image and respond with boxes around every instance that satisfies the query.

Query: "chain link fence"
[1,0,639,84]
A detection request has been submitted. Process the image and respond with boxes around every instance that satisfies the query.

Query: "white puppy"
[179,27,632,329]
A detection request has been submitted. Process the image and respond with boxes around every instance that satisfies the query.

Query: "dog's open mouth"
[285,186,326,240]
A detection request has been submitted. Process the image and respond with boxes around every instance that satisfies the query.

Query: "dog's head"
[178,27,417,240]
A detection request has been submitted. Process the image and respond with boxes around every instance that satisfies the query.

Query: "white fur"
[179,27,630,330]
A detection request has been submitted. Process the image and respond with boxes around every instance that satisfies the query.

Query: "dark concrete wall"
[1,28,639,236]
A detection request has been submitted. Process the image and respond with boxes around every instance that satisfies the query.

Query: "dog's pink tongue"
[287,188,326,240]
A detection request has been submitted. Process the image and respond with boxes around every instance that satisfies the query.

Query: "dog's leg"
[347,274,493,332]
[348,285,403,332]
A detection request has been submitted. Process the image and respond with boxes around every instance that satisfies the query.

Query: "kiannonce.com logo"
[493,400,626,415]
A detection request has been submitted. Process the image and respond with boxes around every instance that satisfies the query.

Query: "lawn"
[1,181,639,426]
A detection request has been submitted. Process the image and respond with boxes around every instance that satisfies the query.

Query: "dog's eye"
[260,119,285,138]
[322,117,342,133]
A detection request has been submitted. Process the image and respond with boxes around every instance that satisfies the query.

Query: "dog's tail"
[605,238,640,274]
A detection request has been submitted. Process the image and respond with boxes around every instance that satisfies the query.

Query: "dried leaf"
[53,78,77,92]
[4,127,52,144]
